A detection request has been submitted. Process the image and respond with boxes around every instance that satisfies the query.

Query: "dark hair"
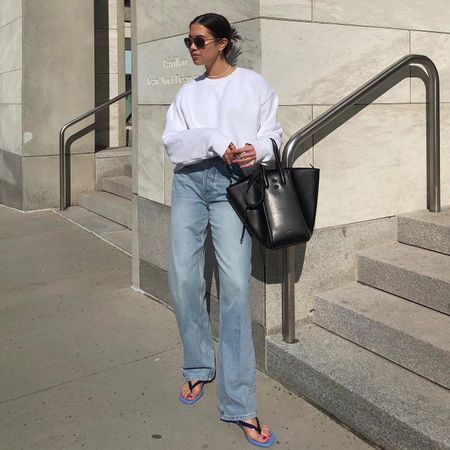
[189,13,241,58]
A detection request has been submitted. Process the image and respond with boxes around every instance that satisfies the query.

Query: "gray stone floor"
[0,204,375,450]
[55,206,132,255]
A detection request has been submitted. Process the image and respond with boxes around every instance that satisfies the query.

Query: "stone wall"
[133,1,450,347]
[0,0,23,209]
[135,2,450,225]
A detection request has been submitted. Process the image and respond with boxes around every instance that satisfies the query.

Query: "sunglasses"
[184,36,220,49]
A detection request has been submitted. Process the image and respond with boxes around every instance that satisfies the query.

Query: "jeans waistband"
[177,156,245,179]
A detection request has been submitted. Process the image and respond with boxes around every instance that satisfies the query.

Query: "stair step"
[397,205,450,255]
[95,146,132,188]
[101,175,132,200]
[78,191,131,228]
[57,206,127,234]
[357,242,450,314]
[266,324,450,450]
[95,146,132,158]
[315,281,450,388]
[99,229,132,254]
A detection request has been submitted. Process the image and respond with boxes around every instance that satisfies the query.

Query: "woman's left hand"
[232,143,257,168]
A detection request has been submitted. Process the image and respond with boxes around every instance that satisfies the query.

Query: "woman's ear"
[220,37,229,53]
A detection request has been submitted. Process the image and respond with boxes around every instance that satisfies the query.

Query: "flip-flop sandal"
[234,416,276,447]
[179,379,207,405]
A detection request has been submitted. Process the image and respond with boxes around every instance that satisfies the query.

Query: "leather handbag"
[226,138,320,250]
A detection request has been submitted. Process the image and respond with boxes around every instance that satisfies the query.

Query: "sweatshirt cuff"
[208,132,233,158]
[253,137,274,164]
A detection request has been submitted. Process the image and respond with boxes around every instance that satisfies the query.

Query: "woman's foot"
[238,417,273,444]
[180,379,205,402]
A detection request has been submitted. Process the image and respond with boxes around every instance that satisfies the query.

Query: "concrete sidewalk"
[0,204,374,450]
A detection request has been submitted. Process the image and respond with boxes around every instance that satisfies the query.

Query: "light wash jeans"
[168,156,257,422]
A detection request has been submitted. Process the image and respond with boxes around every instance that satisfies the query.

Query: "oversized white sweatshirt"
[162,67,282,171]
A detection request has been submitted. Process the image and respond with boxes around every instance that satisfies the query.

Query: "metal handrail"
[281,54,440,343]
[59,90,132,211]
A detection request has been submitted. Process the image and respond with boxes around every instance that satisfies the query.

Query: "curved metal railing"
[281,54,440,343]
[59,90,132,211]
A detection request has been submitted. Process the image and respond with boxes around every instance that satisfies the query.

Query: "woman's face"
[187,23,227,66]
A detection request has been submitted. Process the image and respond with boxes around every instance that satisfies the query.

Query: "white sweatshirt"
[162,67,282,171]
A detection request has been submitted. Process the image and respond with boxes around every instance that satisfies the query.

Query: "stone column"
[131,0,140,288]
[22,0,95,210]
[0,0,23,209]
[0,0,96,211]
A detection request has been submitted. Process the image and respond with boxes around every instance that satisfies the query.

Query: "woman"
[162,12,281,448]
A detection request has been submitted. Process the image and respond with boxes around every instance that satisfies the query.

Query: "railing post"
[59,127,66,211]
[425,59,441,213]
[280,55,441,343]
[59,90,131,211]
[282,245,296,343]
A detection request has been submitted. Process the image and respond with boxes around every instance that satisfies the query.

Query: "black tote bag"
[226,138,319,250]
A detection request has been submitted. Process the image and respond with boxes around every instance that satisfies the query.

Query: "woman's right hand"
[222,142,235,165]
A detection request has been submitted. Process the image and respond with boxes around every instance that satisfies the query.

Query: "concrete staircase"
[57,147,133,254]
[78,147,132,229]
[267,206,450,450]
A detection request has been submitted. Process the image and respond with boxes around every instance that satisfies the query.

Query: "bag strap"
[235,138,283,244]
[239,170,266,244]
[264,138,286,185]
[244,170,265,209]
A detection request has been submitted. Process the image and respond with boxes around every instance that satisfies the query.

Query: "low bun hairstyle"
[189,13,242,58]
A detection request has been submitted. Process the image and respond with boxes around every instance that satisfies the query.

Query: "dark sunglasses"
[184,36,220,49]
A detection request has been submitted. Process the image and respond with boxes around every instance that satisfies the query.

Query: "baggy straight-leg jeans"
[168,156,257,422]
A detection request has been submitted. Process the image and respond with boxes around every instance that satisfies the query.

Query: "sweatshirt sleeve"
[162,87,233,165]
[252,79,283,165]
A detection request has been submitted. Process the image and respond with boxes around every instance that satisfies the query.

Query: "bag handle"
[242,137,285,208]
[261,138,286,186]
